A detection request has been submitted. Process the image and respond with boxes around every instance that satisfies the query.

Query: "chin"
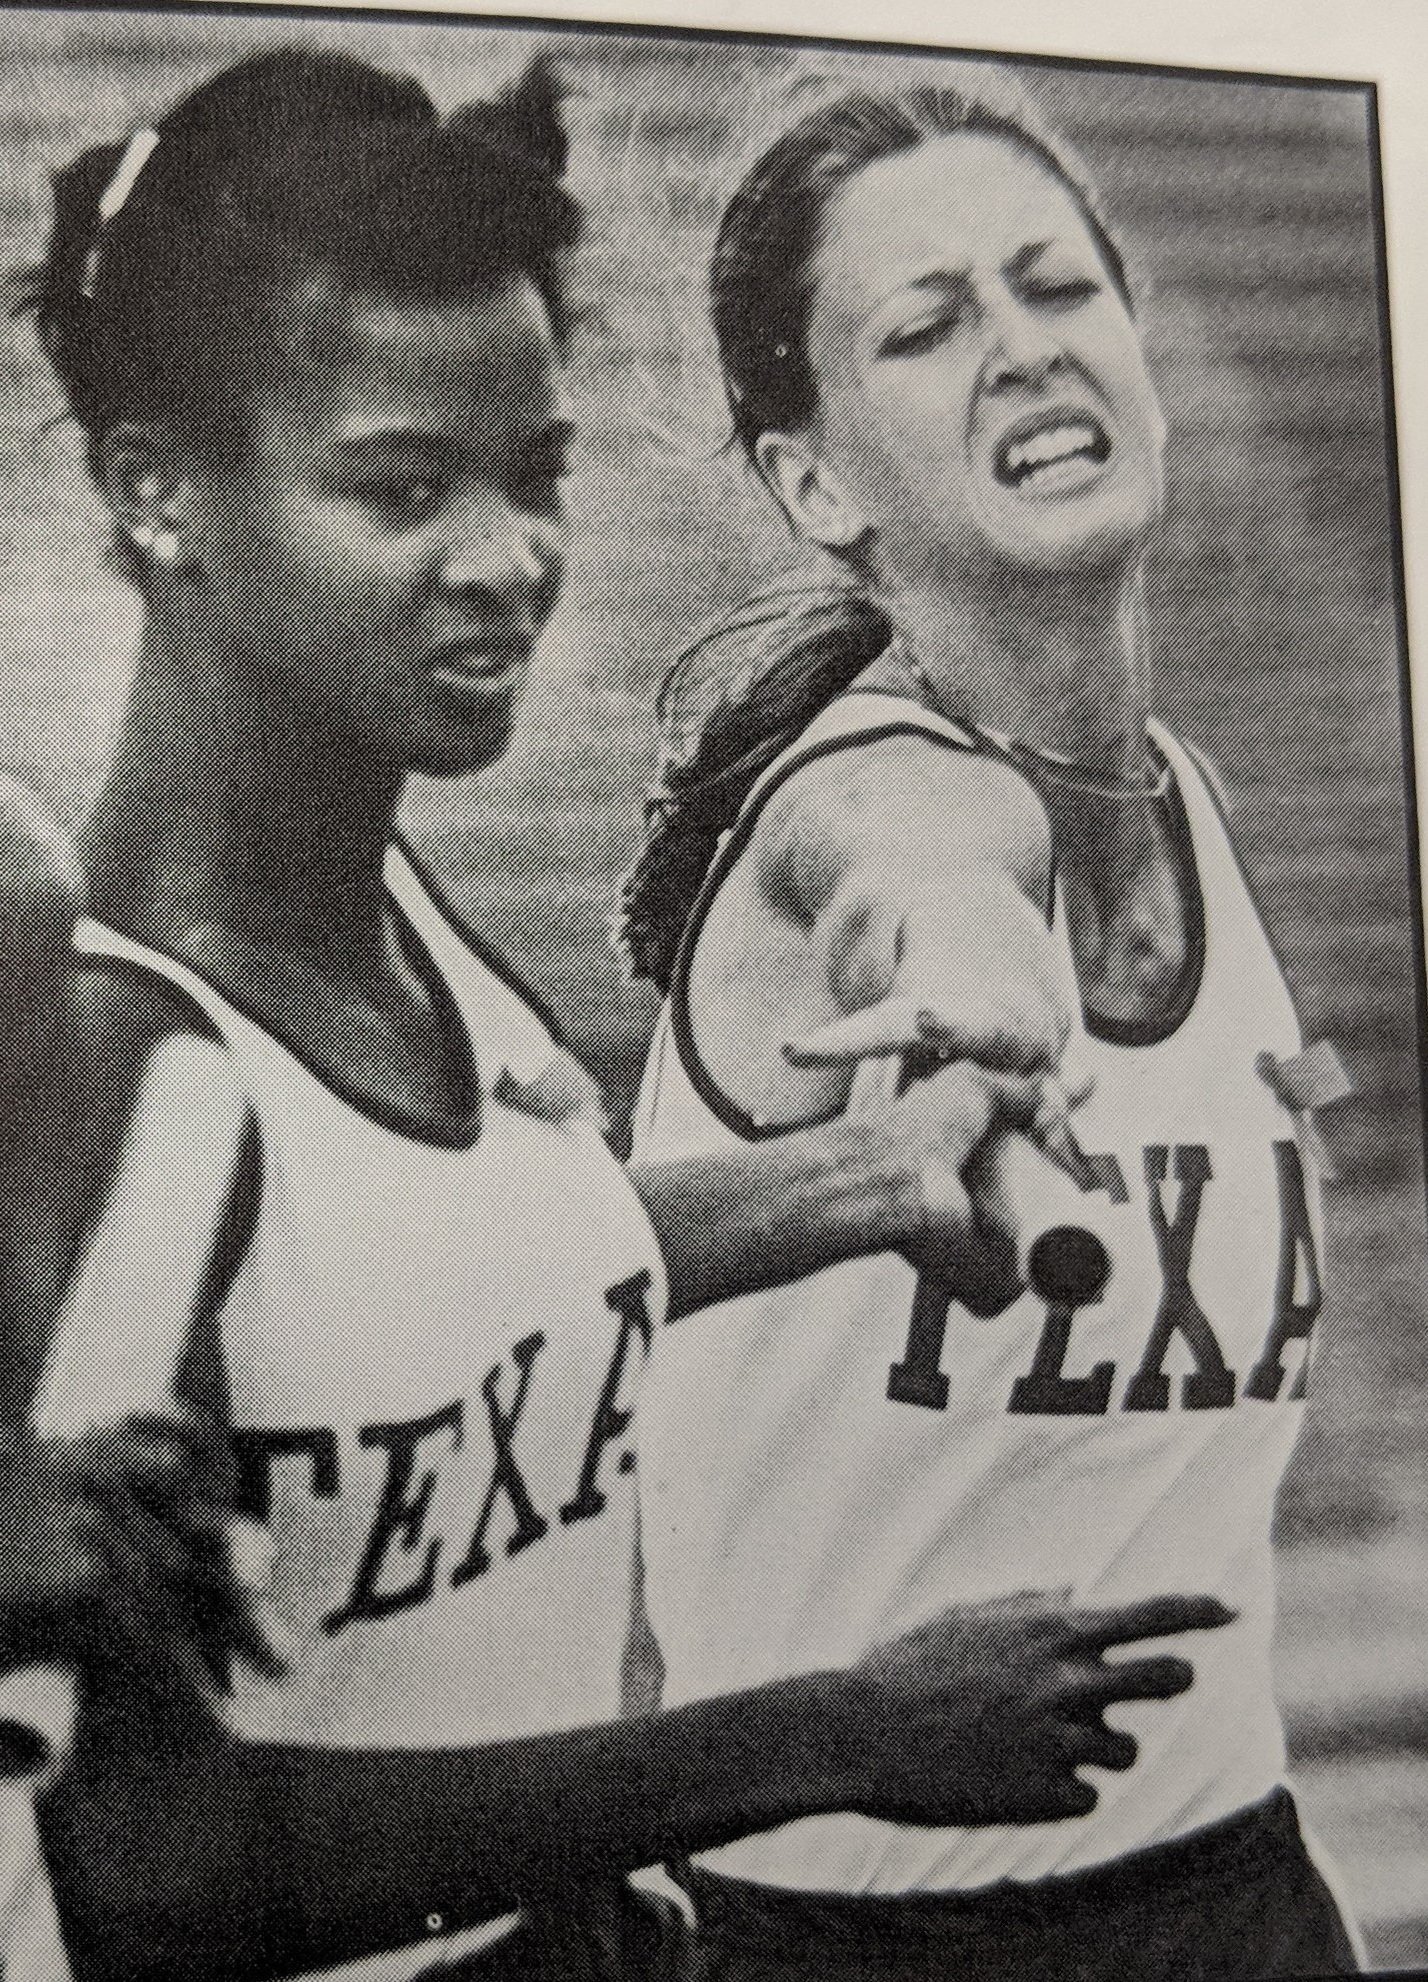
[410,717,517,782]
[1000,493,1160,581]
[962,448,1161,581]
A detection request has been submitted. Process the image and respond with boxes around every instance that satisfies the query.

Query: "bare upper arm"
[18,966,255,1427]
[63,966,226,1253]
[751,734,1054,936]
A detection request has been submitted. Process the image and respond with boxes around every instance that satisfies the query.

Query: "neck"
[898,561,1150,780]
[83,612,404,972]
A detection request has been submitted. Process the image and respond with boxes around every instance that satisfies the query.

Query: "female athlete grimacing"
[623,70,1359,1982]
[16,49,1230,1982]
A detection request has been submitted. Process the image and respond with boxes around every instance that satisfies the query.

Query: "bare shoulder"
[70,959,222,1108]
[65,960,248,1241]
[751,729,1053,927]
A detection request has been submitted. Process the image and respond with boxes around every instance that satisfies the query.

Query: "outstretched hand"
[846,1589,1235,1828]
[787,872,1080,1082]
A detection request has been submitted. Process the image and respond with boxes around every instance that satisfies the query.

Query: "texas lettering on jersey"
[230,1270,655,1635]
[888,1139,1322,1417]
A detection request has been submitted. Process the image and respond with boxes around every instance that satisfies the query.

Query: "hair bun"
[453,55,568,178]
[157,47,435,153]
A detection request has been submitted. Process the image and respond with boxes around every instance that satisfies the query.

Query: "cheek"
[1101,322,1164,449]
[840,392,976,542]
[258,512,422,626]
[532,524,567,627]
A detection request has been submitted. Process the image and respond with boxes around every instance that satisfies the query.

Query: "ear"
[96,424,197,573]
[753,430,870,554]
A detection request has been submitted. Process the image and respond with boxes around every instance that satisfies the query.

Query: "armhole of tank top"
[173,1107,263,1423]
[668,719,977,1142]
[1078,733,1209,1050]
[1175,736,1304,1037]
[390,829,566,1048]
[69,952,264,1423]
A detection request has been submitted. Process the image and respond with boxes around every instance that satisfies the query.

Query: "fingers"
[783,996,934,1067]
[1060,1717,1139,1773]
[96,1511,280,1694]
[786,999,1059,1075]
[900,1066,1049,1307]
[1028,1073,1097,1184]
[911,1063,1044,1148]
[1045,1776,1099,1819]
[88,1493,287,1684]
[72,1410,235,1507]
[61,1412,288,1686]
[86,1517,223,1703]
[1080,1654,1195,1707]
[1067,1595,1236,1654]
[972,1068,1047,1135]
[93,1486,233,1597]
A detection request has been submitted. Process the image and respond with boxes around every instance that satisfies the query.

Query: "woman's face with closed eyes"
[800,130,1165,592]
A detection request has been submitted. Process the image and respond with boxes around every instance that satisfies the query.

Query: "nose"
[979,294,1066,396]
[440,511,561,613]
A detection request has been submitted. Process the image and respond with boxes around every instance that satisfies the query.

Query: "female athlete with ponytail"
[15,45,1231,1982]
[623,69,1358,1982]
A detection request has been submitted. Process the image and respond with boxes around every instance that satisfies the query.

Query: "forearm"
[629,1113,920,1319]
[44,1671,854,1981]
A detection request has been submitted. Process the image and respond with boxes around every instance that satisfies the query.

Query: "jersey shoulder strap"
[1156,723,1307,1041]
[386,834,566,1096]
[389,831,564,1044]
[740,688,977,818]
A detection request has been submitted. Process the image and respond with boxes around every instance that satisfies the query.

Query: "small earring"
[129,522,156,552]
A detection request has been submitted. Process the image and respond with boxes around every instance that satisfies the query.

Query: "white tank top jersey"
[59,840,668,1981]
[633,690,1323,1895]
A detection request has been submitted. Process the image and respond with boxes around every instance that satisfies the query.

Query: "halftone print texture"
[0,8,1419,1977]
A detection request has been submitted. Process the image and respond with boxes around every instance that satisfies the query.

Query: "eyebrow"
[1006,239,1056,279]
[335,417,577,461]
[873,239,1061,313]
[335,429,461,463]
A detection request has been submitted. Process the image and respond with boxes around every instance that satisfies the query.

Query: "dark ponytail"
[18,48,580,470]
[618,580,892,991]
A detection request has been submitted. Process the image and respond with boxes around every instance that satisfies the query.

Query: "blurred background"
[0,6,1423,1963]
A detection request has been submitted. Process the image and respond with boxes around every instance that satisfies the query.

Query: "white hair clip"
[80,126,161,301]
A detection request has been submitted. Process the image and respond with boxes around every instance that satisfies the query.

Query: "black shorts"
[683,1790,1360,1982]
[424,1880,691,1981]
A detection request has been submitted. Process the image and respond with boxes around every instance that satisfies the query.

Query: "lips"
[992,408,1111,490]
[429,636,532,684]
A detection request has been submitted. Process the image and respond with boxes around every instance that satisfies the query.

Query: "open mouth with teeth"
[994,415,1111,489]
